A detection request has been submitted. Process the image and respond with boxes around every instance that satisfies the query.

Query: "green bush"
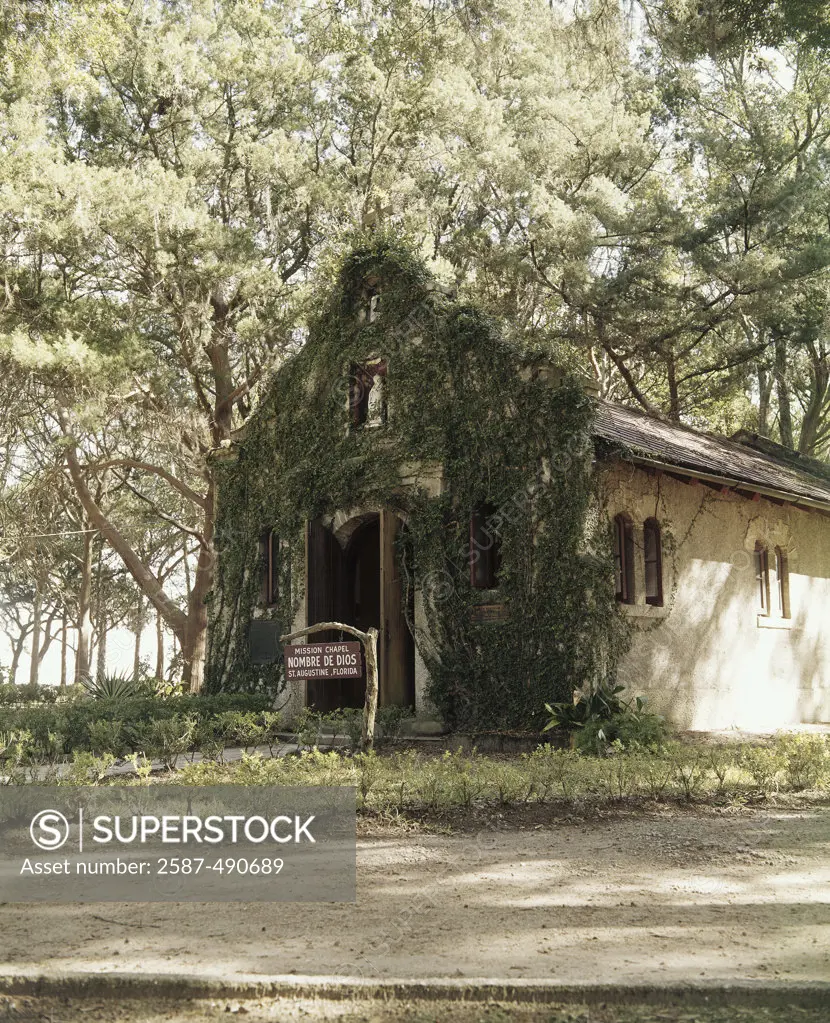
[526,745,582,801]
[156,715,198,770]
[0,729,35,782]
[668,743,707,800]
[739,743,786,794]
[0,683,61,705]
[375,705,414,745]
[295,708,323,748]
[62,751,116,785]
[161,735,830,808]
[87,718,126,758]
[544,683,667,754]
[774,733,829,791]
[0,692,273,760]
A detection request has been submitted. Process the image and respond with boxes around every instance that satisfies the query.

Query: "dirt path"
[1,804,829,985]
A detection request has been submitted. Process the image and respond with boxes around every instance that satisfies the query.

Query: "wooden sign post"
[283,641,363,681]
[280,621,380,750]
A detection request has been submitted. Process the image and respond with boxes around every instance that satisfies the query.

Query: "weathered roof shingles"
[594,401,830,509]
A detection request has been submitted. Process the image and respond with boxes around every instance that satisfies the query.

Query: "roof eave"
[612,452,830,515]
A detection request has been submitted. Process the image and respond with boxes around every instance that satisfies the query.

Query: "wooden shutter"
[644,519,663,606]
[470,505,500,589]
[305,519,345,710]
[380,510,415,707]
[614,515,635,604]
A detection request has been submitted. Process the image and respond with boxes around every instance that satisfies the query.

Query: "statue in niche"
[366,371,386,426]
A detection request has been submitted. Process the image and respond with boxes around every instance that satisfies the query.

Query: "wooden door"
[305,518,345,711]
[379,509,415,707]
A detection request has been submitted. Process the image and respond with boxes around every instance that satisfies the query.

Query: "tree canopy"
[0,0,828,686]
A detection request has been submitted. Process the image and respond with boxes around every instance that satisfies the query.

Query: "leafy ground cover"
[0,688,411,771]
[168,735,830,814]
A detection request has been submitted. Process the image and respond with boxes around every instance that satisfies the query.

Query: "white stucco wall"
[604,462,830,731]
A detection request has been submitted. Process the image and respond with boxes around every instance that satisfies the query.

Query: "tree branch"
[58,418,188,639]
[91,459,207,510]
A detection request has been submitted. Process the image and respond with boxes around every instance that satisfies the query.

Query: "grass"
[148,735,830,819]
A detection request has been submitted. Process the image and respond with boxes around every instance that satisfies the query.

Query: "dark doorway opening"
[339,517,380,708]
[305,512,414,713]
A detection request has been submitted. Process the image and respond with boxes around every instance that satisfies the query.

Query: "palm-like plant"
[80,672,145,701]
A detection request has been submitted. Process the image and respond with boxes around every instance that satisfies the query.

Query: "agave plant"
[80,672,146,701]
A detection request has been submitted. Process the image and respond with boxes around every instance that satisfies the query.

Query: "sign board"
[249,620,280,664]
[470,603,509,624]
[284,641,363,680]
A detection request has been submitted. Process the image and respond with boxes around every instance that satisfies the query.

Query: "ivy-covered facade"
[206,243,830,733]
[205,243,627,731]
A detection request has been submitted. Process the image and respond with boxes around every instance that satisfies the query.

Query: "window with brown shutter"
[775,547,790,619]
[643,518,663,607]
[613,514,635,604]
[261,530,286,607]
[755,542,770,614]
[470,504,501,589]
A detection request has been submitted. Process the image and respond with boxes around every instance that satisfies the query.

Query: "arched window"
[613,514,635,604]
[643,518,664,607]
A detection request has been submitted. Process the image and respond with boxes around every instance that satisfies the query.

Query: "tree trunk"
[37,606,59,665]
[9,629,28,685]
[61,432,189,637]
[94,540,107,680]
[181,618,207,693]
[60,608,68,689]
[757,362,772,437]
[180,482,215,693]
[75,526,93,684]
[666,353,680,420]
[155,608,165,680]
[133,594,144,680]
[28,587,42,688]
[774,333,794,448]
[96,626,107,683]
[797,343,829,456]
[61,426,204,683]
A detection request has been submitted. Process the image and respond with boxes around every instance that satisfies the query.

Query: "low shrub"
[0,683,61,705]
[87,718,127,758]
[375,705,414,744]
[669,743,707,800]
[0,692,273,761]
[295,709,323,748]
[146,714,198,771]
[774,733,829,791]
[62,751,117,785]
[526,745,583,801]
[739,743,786,795]
[51,731,830,812]
[544,683,668,754]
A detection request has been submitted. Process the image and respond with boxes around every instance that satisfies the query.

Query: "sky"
[1,623,171,687]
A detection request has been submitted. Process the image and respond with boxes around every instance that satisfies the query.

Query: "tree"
[643,1,830,58]
[1,0,659,686]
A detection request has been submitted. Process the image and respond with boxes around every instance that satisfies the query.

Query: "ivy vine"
[206,240,630,730]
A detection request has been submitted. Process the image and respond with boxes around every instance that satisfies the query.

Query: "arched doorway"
[305,511,415,712]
